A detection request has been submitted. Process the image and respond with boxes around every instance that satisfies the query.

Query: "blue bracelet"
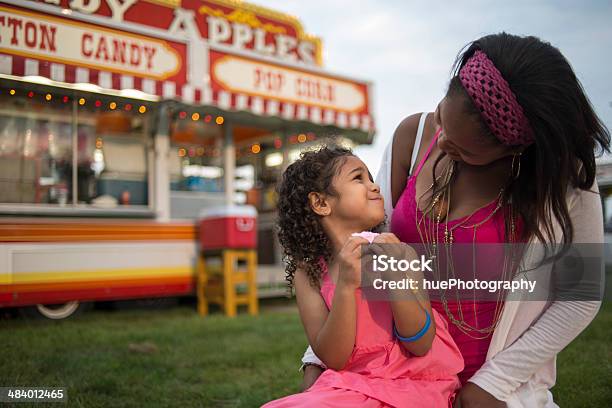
[393,309,431,342]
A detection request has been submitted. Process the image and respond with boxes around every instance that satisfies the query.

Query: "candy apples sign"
[195,1,321,66]
[35,0,323,67]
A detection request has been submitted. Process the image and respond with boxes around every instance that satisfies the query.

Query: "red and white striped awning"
[0,53,374,134]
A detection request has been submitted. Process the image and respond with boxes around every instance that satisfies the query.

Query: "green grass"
[0,299,610,407]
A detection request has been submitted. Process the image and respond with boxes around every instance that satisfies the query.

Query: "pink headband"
[459,50,535,146]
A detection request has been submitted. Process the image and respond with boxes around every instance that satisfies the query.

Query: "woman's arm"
[467,184,604,402]
[468,300,601,402]
[299,346,325,392]
[294,267,357,371]
[376,113,430,230]
[389,114,424,207]
[300,364,324,392]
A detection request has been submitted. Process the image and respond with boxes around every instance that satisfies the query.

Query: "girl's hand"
[453,383,506,408]
[372,232,401,245]
[371,233,419,278]
[337,235,369,289]
[300,364,324,392]
[372,233,418,258]
[370,232,429,306]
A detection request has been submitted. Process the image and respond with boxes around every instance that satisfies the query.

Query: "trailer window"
[0,87,73,205]
[0,82,153,212]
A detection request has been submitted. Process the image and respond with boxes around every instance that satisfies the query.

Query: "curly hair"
[276,144,385,292]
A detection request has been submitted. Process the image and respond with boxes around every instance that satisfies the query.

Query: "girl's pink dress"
[262,261,464,408]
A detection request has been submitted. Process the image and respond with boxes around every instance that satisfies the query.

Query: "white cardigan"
[301,132,603,407]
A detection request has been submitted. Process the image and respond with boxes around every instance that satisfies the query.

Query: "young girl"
[262,146,463,407]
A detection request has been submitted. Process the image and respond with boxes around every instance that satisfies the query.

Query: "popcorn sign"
[211,51,368,113]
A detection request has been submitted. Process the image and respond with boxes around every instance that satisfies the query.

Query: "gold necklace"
[414,158,519,338]
[439,192,510,338]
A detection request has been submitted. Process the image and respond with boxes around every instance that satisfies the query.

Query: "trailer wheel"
[20,301,91,320]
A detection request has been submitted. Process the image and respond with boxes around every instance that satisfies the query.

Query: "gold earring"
[511,153,522,180]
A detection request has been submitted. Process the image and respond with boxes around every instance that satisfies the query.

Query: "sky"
[256,0,612,174]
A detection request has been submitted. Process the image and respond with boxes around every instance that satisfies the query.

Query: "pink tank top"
[390,127,522,385]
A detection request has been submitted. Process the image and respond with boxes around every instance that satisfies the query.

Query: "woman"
[299,32,609,407]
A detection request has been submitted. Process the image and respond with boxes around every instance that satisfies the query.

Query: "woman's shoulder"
[386,112,434,208]
[391,112,435,169]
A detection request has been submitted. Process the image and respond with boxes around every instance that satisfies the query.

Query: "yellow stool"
[197,249,258,317]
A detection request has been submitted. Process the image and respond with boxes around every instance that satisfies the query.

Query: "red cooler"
[198,205,258,250]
